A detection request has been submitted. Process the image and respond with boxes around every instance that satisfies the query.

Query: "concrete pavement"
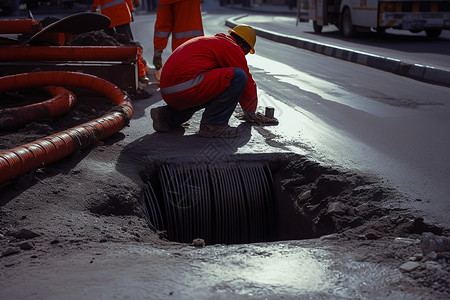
[224,4,450,88]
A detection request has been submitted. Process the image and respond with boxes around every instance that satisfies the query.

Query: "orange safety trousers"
[153,0,203,51]
[137,47,149,77]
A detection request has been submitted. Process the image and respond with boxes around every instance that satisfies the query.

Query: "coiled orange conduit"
[0,71,133,184]
[0,86,77,130]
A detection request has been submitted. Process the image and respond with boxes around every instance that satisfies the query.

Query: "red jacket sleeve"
[214,34,258,112]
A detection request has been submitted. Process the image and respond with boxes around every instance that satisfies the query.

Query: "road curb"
[222,5,298,16]
[226,16,450,88]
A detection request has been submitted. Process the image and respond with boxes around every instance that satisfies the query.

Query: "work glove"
[153,49,163,71]
[236,111,279,125]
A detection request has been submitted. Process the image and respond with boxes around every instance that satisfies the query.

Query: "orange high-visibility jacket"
[154,0,204,51]
[92,0,132,28]
[126,0,133,11]
[160,34,257,112]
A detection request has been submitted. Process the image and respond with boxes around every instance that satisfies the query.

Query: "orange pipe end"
[0,19,42,34]
[0,46,138,62]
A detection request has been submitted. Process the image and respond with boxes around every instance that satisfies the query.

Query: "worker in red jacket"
[150,25,277,138]
[153,0,204,71]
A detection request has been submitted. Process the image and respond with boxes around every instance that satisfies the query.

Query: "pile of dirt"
[275,157,450,296]
[276,157,445,239]
[70,30,141,48]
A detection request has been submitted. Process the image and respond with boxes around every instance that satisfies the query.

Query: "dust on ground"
[1,64,450,299]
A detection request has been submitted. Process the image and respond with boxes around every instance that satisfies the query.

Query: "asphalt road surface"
[133,4,450,228]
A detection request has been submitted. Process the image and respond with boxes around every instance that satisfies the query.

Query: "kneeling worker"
[150,24,276,138]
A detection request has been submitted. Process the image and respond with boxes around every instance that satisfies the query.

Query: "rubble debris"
[400,261,421,272]
[7,228,40,240]
[192,238,205,247]
[420,232,450,255]
[18,241,34,250]
[1,247,20,257]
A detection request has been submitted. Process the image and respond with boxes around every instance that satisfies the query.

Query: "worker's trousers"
[154,0,203,51]
[164,68,248,127]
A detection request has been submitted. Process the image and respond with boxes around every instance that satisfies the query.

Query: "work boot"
[150,107,172,133]
[139,76,150,85]
[197,123,241,138]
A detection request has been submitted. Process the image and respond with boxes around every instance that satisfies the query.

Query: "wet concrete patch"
[0,239,438,299]
[373,97,444,108]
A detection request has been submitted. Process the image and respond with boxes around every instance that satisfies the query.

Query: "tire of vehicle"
[340,8,356,38]
[425,28,442,38]
[313,21,323,33]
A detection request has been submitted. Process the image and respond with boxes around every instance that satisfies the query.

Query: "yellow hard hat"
[228,24,256,54]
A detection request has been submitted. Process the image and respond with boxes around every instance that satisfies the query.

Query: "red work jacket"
[126,0,133,11]
[160,33,258,112]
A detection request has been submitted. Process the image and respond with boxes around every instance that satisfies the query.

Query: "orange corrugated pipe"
[0,46,138,62]
[0,71,133,184]
[0,19,42,34]
[0,86,77,130]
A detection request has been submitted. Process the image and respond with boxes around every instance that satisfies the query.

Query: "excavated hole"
[89,190,142,217]
[140,154,390,245]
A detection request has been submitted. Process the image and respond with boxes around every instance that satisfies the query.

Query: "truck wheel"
[425,29,442,38]
[313,21,323,33]
[340,8,356,37]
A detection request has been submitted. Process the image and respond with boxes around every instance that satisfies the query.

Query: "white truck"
[298,0,450,37]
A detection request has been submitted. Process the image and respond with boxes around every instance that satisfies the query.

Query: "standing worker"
[153,0,204,72]
[150,24,278,138]
[92,0,151,84]
[127,0,152,84]
[91,0,134,40]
